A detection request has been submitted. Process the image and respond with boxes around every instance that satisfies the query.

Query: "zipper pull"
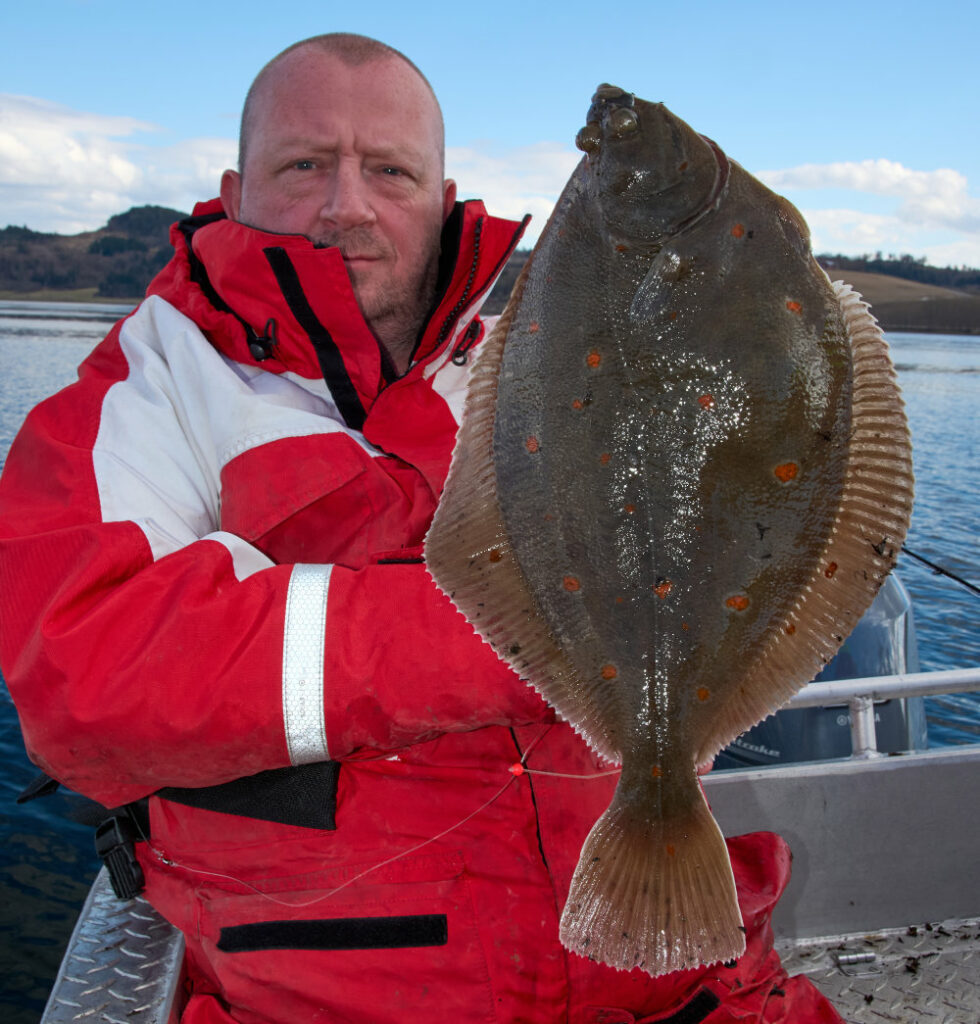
[451,318,483,366]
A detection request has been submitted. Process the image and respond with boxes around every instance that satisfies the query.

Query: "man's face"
[221,50,456,346]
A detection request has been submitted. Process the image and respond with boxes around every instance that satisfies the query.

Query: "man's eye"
[293,160,316,171]
[380,166,405,177]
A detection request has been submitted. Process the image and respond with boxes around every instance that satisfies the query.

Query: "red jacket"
[0,200,841,1023]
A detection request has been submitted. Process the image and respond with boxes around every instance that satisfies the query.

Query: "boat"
[35,576,980,1023]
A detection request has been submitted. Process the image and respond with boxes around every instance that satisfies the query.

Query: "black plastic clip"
[450,318,483,366]
[248,317,278,361]
[95,814,145,900]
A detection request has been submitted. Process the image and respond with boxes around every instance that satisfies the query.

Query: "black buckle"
[94,813,145,899]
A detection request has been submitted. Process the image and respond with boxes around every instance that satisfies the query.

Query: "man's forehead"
[247,49,443,153]
[258,49,436,117]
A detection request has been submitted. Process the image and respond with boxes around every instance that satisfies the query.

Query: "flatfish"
[424,86,913,976]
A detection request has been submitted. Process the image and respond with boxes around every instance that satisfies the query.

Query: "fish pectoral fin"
[628,246,685,322]
[559,777,745,977]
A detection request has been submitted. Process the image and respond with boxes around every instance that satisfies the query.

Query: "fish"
[424,85,914,977]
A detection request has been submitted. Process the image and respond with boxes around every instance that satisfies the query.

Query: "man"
[0,34,843,1023]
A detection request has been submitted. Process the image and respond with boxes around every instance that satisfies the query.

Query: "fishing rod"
[902,546,980,598]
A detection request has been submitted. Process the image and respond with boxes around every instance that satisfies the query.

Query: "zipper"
[422,211,532,369]
[433,216,485,350]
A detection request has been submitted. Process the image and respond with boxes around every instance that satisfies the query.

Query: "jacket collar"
[148,199,528,426]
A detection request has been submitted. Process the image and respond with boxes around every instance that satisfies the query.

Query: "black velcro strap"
[157,761,340,830]
[263,246,367,431]
[217,914,448,952]
[655,988,721,1024]
[16,771,61,803]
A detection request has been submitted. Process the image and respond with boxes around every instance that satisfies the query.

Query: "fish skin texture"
[424,86,913,977]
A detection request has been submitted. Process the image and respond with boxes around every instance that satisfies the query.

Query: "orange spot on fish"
[698,394,715,410]
[732,223,745,238]
[624,503,636,514]
[528,321,540,333]
[669,311,679,320]
[615,244,629,253]
[653,579,673,599]
[825,562,838,578]
[726,594,750,611]
[786,300,803,314]
[572,399,584,410]
[666,844,676,857]
[601,664,618,680]
[682,622,690,631]
[697,687,711,702]
[678,161,689,172]
[785,623,797,635]
[774,462,799,483]
[615,596,625,605]
[488,549,502,563]
[587,350,602,368]
[599,453,612,466]
[563,576,581,592]
[525,436,539,453]
[651,764,663,778]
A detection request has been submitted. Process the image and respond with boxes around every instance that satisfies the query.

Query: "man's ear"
[220,169,243,221]
[442,179,457,222]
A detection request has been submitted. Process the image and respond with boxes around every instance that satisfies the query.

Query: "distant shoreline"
[2,286,977,337]
[0,287,139,305]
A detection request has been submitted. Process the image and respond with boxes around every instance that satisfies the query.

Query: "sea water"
[0,300,977,1021]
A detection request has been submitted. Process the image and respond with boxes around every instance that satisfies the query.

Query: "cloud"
[0,94,235,233]
[448,141,581,246]
[759,158,980,265]
[4,92,977,269]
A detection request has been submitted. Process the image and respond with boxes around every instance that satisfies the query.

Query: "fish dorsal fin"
[694,279,915,763]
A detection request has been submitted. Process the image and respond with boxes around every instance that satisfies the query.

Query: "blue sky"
[3,0,979,266]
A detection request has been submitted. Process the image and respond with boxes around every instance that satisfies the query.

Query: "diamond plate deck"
[779,917,980,1023]
[41,867,184,1024]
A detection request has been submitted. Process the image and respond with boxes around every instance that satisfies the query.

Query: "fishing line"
[512,764,620,781]
[143,735,623,910]
[902,545,980,598]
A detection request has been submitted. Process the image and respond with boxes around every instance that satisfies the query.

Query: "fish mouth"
[576,84,640,154]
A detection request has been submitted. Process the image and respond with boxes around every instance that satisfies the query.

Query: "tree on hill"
[817,253,980,292]
[105,206,187,239]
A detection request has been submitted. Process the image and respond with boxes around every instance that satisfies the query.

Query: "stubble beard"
[314,228,442,370]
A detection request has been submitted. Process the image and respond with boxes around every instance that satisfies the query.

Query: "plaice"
[424,86,914,977]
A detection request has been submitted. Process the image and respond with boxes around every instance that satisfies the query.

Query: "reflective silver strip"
[282,564,331,764]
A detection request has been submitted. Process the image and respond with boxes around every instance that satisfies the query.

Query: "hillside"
[0,206,187,301]
[819,268,980,335]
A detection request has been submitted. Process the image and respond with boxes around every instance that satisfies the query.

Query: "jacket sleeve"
[0,303,549,808]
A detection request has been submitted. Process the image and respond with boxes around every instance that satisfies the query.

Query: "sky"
[2,0,979,267]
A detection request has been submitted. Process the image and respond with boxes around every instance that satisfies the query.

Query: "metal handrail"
[785,667,980,758]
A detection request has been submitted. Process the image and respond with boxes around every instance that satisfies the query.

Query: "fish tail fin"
[560,779,744,976]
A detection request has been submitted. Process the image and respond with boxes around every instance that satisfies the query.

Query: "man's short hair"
[238,33,443,172]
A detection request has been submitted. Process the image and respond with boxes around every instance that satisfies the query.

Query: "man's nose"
[319,161,375,230]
